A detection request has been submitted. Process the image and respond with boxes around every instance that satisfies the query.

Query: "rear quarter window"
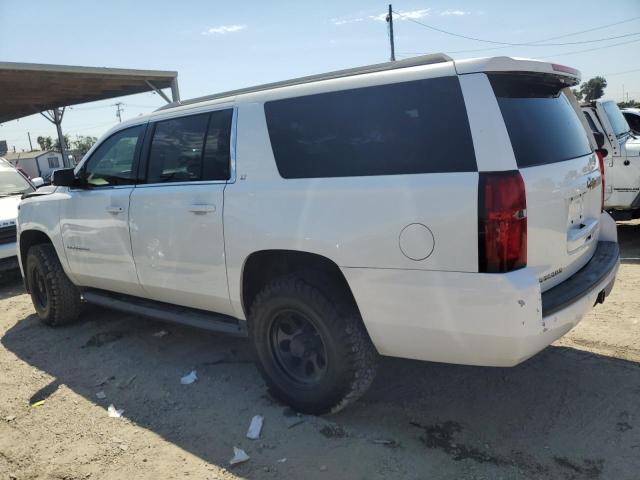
[489,74,591,169]
[264,77,476,178]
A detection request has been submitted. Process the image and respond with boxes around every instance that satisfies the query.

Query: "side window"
[203,109,233,180]
[146,109,232,184]
[624,113,640,132]
[84,125,144,187]
[264,77,476,179]
[47,157,60,169]
[583,112,599,133]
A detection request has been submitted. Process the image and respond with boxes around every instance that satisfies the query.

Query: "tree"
[572,88,584,102]
[579,76,607,102]
[618,99,640,109]
[53,134,70,152]
[71,136,98,157]
[36,136,53,151]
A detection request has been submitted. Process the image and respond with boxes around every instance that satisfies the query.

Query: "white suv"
[17,55,619,414]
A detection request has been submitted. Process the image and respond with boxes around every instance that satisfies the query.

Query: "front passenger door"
[60,124,147,296]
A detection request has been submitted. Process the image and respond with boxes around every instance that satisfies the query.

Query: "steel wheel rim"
[32,267,48,310]
[269,309,328,385]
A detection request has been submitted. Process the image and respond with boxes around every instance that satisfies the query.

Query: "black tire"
[26,243,82,326]
[249,274,377,414]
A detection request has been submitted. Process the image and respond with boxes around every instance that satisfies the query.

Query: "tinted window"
[490,75,591,168]
[84,125,144,187]
[623,112,640,132]
[148,114,208,183]
[147,110,232,183]
[602,101,630,137]
[583,112,599,133]
[202,109,233,180]
[264,77,476,178]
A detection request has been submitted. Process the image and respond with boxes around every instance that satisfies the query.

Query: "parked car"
[17,55,619,413]
[582,100,640,218]
[0,163,40,275]
[621,108,640,135]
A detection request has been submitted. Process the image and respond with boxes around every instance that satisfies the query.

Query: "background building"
[0,150,63,180]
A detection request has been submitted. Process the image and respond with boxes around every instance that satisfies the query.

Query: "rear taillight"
[478,171,527,273]
[595,150,606,212]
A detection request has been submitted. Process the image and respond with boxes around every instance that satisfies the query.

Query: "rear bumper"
[542,241,619,316]
[342,242,619,367]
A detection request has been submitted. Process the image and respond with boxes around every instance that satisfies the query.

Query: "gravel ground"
[0,221,638,480]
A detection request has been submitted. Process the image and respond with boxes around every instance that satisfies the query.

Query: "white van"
[17,55,619,413]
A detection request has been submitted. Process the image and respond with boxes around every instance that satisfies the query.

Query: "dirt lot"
[1,222,639,480]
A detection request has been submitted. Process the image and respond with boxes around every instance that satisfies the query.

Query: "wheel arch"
[240,249,361,320]
[19,229,54,292]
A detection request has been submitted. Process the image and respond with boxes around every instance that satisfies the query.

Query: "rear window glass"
[490,74,591,168]
[264,77,476,178]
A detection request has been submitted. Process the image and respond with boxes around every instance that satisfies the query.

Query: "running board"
[82,289,247,337]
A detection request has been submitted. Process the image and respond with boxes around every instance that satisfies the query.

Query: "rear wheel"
[249,274,377,414]
[26,244,82,326]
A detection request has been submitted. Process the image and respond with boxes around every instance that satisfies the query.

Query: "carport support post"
[53,108,70,167]
[170,77,180,102]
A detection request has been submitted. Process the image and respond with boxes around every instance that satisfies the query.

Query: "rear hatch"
[489,72,602,291]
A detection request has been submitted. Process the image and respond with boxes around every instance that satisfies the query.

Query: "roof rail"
[157,53,452,111]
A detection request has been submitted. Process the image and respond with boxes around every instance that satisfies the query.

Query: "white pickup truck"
[582,100,640,218]
[17,55,620,414]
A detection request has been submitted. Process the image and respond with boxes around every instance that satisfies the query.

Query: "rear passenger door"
[129,107,235,314]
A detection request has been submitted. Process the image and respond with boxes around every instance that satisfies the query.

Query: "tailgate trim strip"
[541,241,619,317]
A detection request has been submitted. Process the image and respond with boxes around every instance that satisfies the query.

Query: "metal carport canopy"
[0,61,179,123]
[0,61,179,168]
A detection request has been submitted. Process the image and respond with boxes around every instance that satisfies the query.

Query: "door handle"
[106,206,124,214]
[189,204,216,214]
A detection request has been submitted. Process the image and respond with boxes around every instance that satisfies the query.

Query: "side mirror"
[592,131,606,150]
[51,168,77,187]
[31,177,44,188]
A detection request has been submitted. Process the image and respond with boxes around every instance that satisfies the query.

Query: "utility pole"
[386,4,396,61]
[27,132,33,151]
[113,102,124,122]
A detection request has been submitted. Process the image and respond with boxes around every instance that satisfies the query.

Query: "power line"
[393,10,640,47]
[539,37,640,58]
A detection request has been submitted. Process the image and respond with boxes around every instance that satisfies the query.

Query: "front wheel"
[26,244,82,326]
[249,275,377,414]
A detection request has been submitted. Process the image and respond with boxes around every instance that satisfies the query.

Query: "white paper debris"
[96,391,106,399]
[152,330,169,337]
[180,370,198,385]
[246,415,264,440]
[229,446,250,465]
[107,404,124,418]
[277,458,287,463]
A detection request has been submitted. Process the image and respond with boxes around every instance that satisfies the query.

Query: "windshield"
[0,170,34,196]
[602,101,630,137]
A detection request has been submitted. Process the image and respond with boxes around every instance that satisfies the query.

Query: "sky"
[1,0,639,152]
